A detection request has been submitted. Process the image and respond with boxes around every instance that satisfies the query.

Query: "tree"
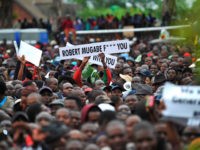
[0,0,13,28]
[52,0,62,17]
[162,0,176,25]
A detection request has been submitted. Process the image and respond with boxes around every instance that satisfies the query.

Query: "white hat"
[98,103,115,112]
[50,40,57,45]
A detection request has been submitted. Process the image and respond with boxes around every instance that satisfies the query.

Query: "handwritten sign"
[90,54,117,69]
[59,40,130,60]
[162,83,200,119]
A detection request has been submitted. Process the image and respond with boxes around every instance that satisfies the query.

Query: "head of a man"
[62,82,73,97]
[94,80,105,90]
[45,78,58,92]
[56,108,71,127]
[106,120,127,150]
[133,121,157,150]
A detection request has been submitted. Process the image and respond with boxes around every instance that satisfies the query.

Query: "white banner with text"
[59,40,130,60]
[162,83,200,119]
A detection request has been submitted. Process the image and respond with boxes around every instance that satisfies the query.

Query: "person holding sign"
[14,55,42,81]
[73,53,112,87]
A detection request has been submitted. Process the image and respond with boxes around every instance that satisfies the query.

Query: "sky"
[185,0,196,8]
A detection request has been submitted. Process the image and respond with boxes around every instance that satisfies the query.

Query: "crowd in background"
[0,13,199,150]
[13,12,156,32]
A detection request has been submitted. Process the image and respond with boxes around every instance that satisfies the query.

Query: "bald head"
[68,130,85,141]
[126,115,141,126]
[27,92,42,106]
[46,77,58,92]
[106,120,126,133]
[95,80,105,89]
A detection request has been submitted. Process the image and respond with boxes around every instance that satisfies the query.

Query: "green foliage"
[74,0,162,19]
[171,0,200,84]
[77,7,143,20]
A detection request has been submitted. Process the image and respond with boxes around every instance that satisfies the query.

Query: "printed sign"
[65,43,117,69]
[162,83,200,119]
[59,40,130,60]
[187,118,200,126]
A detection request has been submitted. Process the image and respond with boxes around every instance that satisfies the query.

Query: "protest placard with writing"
[162,83,200,119]
[18,41,42,67]
[65,42,118,69]
[89,54,117,69]
[59,39,130,60]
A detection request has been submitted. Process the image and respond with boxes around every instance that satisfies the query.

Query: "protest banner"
[89,54,117,69]
[18,41,42,67]
[162,83,200,119]
[65,42,118,69]
[59,39,130,60]
[187,118,200,126]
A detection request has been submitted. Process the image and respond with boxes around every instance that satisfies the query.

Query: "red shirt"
[62,19,74,29]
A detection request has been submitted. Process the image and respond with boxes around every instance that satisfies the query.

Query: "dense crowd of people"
[0,13,200,150]
[12,12,156,33]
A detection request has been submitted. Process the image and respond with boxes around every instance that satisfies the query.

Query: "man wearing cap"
[126,56,135,68]
[132,83,153,101]
[111,83,124,97]
[49,99,64,115]
[151,74,166,92]
[137,68,153,84]
[39,86,54,106]
[101,85,112,98]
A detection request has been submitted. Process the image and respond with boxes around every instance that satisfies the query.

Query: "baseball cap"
[49,99,64,107]
[39,86,53,94]
[101,85,112,91]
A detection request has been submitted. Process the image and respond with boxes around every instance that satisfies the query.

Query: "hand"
[82,56,90,64]
[99,53,107,69]
[17,55,26,65]
[98,53,105,62]
[36,66,42,71]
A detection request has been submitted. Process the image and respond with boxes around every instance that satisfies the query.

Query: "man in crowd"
[0,19,198,150]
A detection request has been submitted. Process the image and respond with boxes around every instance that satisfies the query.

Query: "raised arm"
[17,55,26,81]
[99,53,112,85]
[73,57,90,87]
